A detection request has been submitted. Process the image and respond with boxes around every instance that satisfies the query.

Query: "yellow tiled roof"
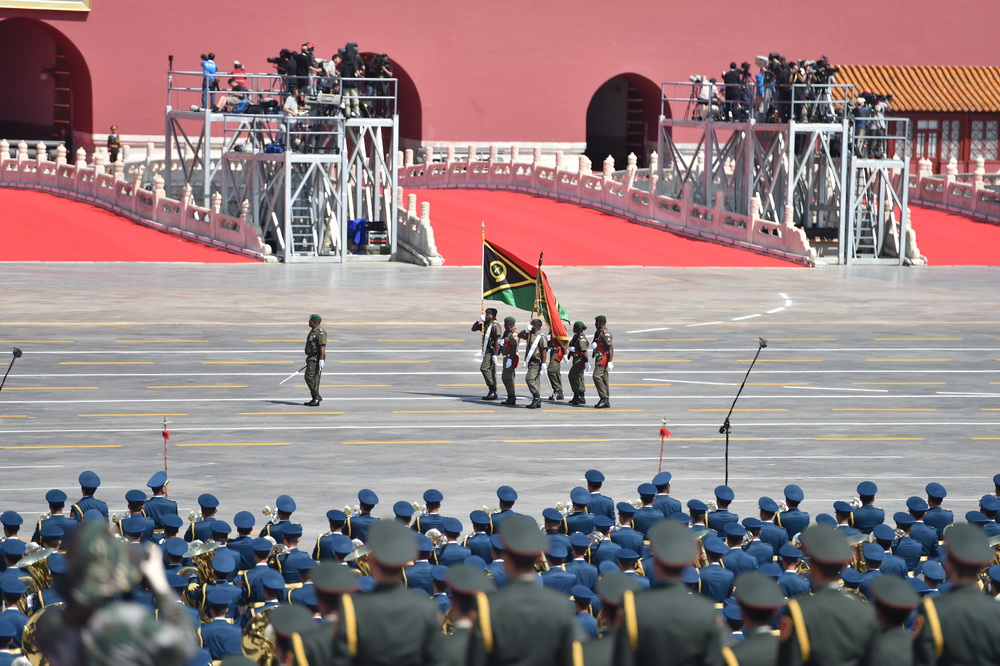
[837,65,1000,113]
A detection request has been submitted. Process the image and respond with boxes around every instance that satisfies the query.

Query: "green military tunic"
[592,327,612,401]
[869,626,913,666]
[475,319,503,393]
[724,627,779,666]
[523,331,546,400]
[304,325,327,401]
[579,631,614,666]
[441,624,474,666]
[912,583,1000,665]
[546,335,564,397]
[333,583,443,665]
[291,620,336,666]
[777,584,877,666]
[568,331,589,399]
[468,577,580,666]
[499,329,518,401]
[612,580,723,666]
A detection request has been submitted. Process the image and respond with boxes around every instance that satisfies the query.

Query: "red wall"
[1,1,998,146]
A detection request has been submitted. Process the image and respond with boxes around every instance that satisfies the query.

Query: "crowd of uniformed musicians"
[1,468,999,665]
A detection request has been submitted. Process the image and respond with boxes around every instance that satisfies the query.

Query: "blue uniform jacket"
[463,533,493,562]
[70,495,109,521]
[405,561,435,595]
[588,493,615,520]
[199,618,244,660]
[540,567,577,594]
[633,507,665,536]
[778,508,810,538]
[851,505,885,534]
[892,536,923,571]
[590,539,622,567]
[652,494,682,518]
[144,496,179,529]
[435,542,472,566]
[610,526,644,552]
[565,512,595,536]
[722,548,758,576]
[778,570,812,598]
[759,522,788,553]
[924,507,954,538]
[345,514,379,543]
[698,563,734,603]
[744,541,775,566]
[564,559,598,590]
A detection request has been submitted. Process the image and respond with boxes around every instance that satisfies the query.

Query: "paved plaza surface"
[1,261,998,539]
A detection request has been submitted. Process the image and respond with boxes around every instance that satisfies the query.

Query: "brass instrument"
[20,602,60,666]
[344,504,361,518]
[16,547,54,614]
[588,531,606,546]
[629,499,642,510]
[847,533,868,573]
[412,502,427,517]
[242,605,278,666]
[849,497,863,510]
[693,531,709,568]
[187,510,203,523]
[344,542,373,577]
[894,527,906,539]
[777,500,790,513]
[555,501,570,516]
[534,553,551,573]
[706,500,718,513]
[441,608,454,635]
[180,540,220,587]
[425,529,446,549]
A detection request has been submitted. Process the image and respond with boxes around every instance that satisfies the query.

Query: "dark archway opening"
[585,74,663,169]
[359,51,421,142]
[0,18,92,153]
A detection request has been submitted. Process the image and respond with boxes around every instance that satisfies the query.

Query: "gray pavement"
[1,262,999,541]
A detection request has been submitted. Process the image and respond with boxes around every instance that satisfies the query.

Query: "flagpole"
[533,252,544,319]
[481,221,486,317]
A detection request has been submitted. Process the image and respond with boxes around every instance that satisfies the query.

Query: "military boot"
[482,388,498,400]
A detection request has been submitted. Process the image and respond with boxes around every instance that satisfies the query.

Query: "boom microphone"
[758,337,768,348]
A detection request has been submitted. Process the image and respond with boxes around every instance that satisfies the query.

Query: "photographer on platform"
[338,44,363,117]
[722,62,742,120]
[366,53,394,118]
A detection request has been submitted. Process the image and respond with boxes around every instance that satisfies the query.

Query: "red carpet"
[0,190,254,262]
[414,189,800,267]
[909,206,1000,266]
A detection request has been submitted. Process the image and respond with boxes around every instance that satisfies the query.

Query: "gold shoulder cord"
[476,591,494,654]
[721,645,740,666]
[342,594,358,657]
[787,599,810,663]
[622,589,639,650]
[923,598,944,658]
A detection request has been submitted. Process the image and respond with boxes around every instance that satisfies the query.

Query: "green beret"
[595,315,607,324]
[574,321,587,330]
[503,316,516,326]
[309,314,322,322]
[485,308,498,316]
[531,318,543,327]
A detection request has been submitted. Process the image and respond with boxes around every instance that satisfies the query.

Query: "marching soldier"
[69,471,109,521]
[912,523,1000,665]
[303,313,327,407]
[567,321,590,405]
[590,315,613,409]
[345,489,380,543]
[521,318,547,409]
[472,307,503,401]
[185,494,221,542]
[33,490,77,544]
[144,471,178,531]
[868,576,919,665]
[546,327,565,401]
[613,520,722,665]
[499,317,519,405]
[777,524,877,665]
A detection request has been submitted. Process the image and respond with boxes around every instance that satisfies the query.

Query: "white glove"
[541,362,548,372]
[585,363,592,372]
[568,346,575,353]
[608,362,614,371]
[318,359,325,370]
[589,342,597,351]
[478,314,486,323]
[505,359,512,369]
[492,355,499,365]
[523,325,531,333]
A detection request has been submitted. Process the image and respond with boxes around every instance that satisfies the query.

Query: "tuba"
[243,605,278,666]
[847,533,868,573]
[693,531,709,568]
[344,542,373,577]
[20,602,61,666]
[180,540,220,588]
[17,547,54,614]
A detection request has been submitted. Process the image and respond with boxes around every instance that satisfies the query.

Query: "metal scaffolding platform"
[164,70,398,262]
[657,81,912,265]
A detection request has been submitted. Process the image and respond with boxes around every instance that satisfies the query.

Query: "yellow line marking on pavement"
[614,359,691,363]
[689,408,788,412]
[739,359,822,362]
[247,339,339,342]
[393,410,496,414]
[503,439,612,443]
[3,445,122,450]
[0,415,27,418]
[116,339,208,343]
[832,408,936,411]
[80,413,189,417]
[239,412,344,415]
[0,340,74,343]
[853,382,946,385]
[378,339,464,342]
[339,360,428,364]
[866,359,953,362]
[341,441,453,445]
[767,338,836,341]
[176,442,291,447]
[148,385,248,389]
[542,409,644,413]
[815,437,924,441]
[970,437,1000,440]
[60,361,154,365]
[4,386,99,390]
[669,438,766,441]
[874,337,962,341]
[201,361,293,365]
[630,338,718,342]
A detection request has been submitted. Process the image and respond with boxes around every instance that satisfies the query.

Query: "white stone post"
[602,155,615,181]
[55,143,67,166]
[17,141,29,162]
[75,147,87,170]
[35,142,48,165]
[510,146,520,163]
[974,157,985,190]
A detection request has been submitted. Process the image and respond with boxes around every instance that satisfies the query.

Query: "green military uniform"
[580,630,614,666]
[725,627,780,666]
[523,320,546,409]
[567,323,589,405]
[304,315,327,406]
[778,584,876,665]
[546,334,564,400]
[442,624,475,666]
[913,585,1000,664]
[499,318,518,405]
[473,310,503,400]
[591,317,613,408]
[869,627,914,666]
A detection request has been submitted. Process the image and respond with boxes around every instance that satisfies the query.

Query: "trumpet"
[262,505,277,525]
[706,500,718,513]
[187,510,203,523]
[412,502,427,517]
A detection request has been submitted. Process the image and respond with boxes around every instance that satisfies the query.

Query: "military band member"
[545,328,565,401]
[499,316,519,405]
[722,572,786,666]
[70,470,109,521]
[567,321,590,405]
[522,318,547,409]
[590,315,613,409]
[185,494,221,542]
[144,471,178,531]
[303,314,327,407]
[33,489,77,544]
[473,307,503,401]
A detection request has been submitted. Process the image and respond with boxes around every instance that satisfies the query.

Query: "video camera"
[266,49,294,75]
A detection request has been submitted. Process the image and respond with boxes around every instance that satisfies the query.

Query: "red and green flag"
[482,238,570,345]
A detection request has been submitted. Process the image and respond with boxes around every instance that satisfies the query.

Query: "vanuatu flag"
[482,238,570,344]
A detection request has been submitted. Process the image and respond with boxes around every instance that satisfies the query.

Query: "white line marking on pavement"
[732,314,762,321]
[766,308,785,314]
[687,322,722,327]
[936,391,1000,397]
[645,378,738,386]
[784,386,889,393]
[627,327,672,334]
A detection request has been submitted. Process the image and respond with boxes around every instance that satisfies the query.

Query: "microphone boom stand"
[0,348,23,393]
[719,338,767,485]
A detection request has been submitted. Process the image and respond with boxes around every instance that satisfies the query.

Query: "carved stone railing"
[908,157,1000,225]
[397,145,819,266]
[394,189,444,266]
[0,139,273,261]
